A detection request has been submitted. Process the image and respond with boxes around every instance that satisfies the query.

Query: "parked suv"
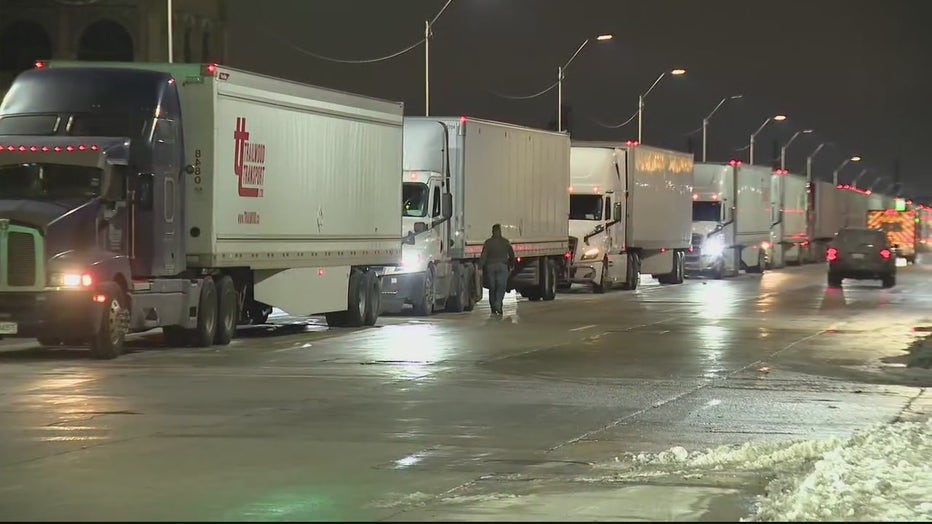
[826,228,896,288]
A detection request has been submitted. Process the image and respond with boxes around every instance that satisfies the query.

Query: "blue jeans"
[486,262,509,313]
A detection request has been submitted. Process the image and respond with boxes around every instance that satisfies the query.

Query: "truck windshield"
[569,194,603,220]
[403,182,429,218]
[692,201,722,222]
[0,163,102,201]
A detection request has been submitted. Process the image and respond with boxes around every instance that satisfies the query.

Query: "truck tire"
[464,265,478,312]
[363,270,380,326]
[214,275,237,345]
[37,336,62,347]
[672,251,685,284]
[543,259,557,301]
[828,273,843,288]
[621,253,640,291]
[592,259,608,294]
[193,276,218,348]
[446,264,468,313]
[412,265,435,316]
[347,269,367,327]
[89,282,130,360]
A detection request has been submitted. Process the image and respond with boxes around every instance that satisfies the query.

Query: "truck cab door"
[151,118,183,275]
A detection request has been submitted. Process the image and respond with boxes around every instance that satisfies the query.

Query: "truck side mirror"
[136,173,155,211]
[613,202,622,221]
[101,165,125,202]
[413,221,428,234]
[441,193,453,219]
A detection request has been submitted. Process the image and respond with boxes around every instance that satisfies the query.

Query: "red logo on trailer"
[233,117,266,198]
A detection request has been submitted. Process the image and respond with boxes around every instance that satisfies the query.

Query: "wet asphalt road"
[0,261,929,521]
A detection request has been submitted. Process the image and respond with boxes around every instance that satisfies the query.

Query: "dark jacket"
[480,234,516,267]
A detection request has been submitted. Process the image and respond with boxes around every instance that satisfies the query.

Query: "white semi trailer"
[380,117,570,314]
[769,170,809,267]
[566,142,693,291]
[0,61,403,358]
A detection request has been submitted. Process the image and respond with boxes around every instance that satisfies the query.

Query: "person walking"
[479,224,516,316]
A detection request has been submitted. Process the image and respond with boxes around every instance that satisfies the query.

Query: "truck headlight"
[580,246,601,261]
[49,272,94,288]
[703,236,724,258]
[400,252,425,271]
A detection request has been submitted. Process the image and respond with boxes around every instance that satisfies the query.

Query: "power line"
[487,80,560,100]
[591,110,639,129]
[260,25,425,64]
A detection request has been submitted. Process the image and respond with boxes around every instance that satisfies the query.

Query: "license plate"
[0,322,17,335]
[852,253,865,260]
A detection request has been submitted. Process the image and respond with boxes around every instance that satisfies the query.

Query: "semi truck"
[0,61,404,358]
[566,142,693,291]
[807,180,846,263]
[380,117,570,315]
[769,169,809,267]
[686,162,772,278]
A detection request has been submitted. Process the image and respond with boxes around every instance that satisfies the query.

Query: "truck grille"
[691,233,703,249]
[6,232,37,286]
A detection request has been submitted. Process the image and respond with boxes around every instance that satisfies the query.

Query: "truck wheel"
[37,336,62,347]
[347,269,367,327]
[592,259,608,294]
[827,273,843,288]
[363,270,380,326]
[711,258,725,280]
[621,253,640,290]
[673,251,685,284]
[446,264,468,313]
[412,266,435,316]
[463,265,477,312]
[543,259,557,301]
[89,282,130,360]
[214,275,237,345]
[193,276,218,348]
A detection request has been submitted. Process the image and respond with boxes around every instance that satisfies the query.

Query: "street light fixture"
[749,114,787,165]
[638,68,686,142]
[557,33,613,132]
[780,129,814,171]
[833,156,861,186]
[701,94,743,162]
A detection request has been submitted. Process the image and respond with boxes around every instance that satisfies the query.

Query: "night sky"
[227,0,930,198]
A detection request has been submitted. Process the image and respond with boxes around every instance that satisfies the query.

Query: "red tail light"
[516,257,522,263]
[826,248,838,262]
[564,252,571,260]
[879,249,892,260]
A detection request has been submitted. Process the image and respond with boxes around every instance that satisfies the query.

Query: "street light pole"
[851,168,869,187]
[424,0,454,116]
[832,156,861,186]
[556,34,612,133]
[749,114,786,166]
[780,129,813,171]
[869,176,890,192]
[167,0,173,62]
[638,68,686,143]
[806,142,833,184]
[702,94,743,162]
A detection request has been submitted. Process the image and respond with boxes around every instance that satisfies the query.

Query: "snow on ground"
[593,418,931,521]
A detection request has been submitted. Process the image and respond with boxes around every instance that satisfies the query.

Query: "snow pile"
[594,419,931,521]
[753,418,932,522]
